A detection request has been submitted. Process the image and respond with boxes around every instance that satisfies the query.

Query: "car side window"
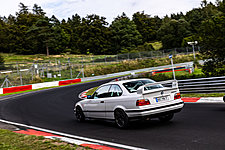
[93,85,111,99]
[109,85,123,97]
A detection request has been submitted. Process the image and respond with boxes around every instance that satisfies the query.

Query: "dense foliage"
[199,0,225,76]
[0,1,222,55]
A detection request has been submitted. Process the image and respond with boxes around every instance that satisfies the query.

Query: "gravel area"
[0,122,18,131]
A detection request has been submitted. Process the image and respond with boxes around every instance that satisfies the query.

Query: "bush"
[29,76,43,84]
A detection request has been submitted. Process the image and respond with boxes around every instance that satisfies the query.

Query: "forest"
[0,0,223,55]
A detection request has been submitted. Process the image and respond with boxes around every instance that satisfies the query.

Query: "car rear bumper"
[125,101,184,118]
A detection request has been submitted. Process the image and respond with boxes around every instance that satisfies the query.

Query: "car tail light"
[136,99,150,106]
[174,93,181,100]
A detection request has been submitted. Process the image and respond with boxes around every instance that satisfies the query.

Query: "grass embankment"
[181,93,225,97]
[1,53,112,64]
[142,68,205,82]
[84,54,200,77]
[0,129,85,150]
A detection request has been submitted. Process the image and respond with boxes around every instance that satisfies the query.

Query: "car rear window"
[123,80,163,93]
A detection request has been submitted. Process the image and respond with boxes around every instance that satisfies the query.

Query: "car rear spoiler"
[137,80,178,95]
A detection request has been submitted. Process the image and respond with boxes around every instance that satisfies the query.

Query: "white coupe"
[74,78,184,128]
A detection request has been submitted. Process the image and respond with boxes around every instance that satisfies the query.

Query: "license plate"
[155,96,169,102]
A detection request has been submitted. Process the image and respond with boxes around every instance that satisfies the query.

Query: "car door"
[85,85,111,118]
[105,84,123,119]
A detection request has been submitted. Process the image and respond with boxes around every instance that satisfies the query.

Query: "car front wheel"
[158,113,174,122]
[75,106,85,122]
[114,109,129,128]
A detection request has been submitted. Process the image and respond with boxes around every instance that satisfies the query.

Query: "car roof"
[104,78,154,86]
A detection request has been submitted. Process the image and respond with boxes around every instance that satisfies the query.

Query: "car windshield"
[123,79,163,93]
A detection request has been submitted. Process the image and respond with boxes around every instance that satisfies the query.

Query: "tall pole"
[169,55,176,80]
[20,71,23,85]
[187,41,198,61]
[192,45,196,60]
[68,58,72,79]
[16,62,19,75]
[82,57,84,78]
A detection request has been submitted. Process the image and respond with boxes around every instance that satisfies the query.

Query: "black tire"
[158,113,174,122]
[75,106,85,122]
[114,109,129,128]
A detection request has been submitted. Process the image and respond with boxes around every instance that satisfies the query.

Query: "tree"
[171,12,185,20]
[185,8,204,34]
[50,15,60,26]
[52,25,70,54]
[110,13,143,54]
[8,3,45,54]
[27,17,55,55]
[0,18,9,53]
[132,11,162,43]
[216,0,225,13]
[76,14,110,54]
[32,4,46,16]
[67,14,81,53]
[17,3,29,15]
[157,19,191,49]
[199,11,225,76]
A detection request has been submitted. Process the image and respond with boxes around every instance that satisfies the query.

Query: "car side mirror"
[87,95,92,99]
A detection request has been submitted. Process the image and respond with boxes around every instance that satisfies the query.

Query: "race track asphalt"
[0,78,225,150]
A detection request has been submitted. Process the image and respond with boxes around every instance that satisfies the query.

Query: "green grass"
[150,41,163,50]
[160,70,189,76]
[155,68,204,78]
[1,53,114,64]
[0,129,86,150]
[86,87,98,96]
[181,93,225,97]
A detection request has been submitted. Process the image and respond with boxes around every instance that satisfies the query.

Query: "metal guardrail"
[81,62,193,82]
[177,76,225,94]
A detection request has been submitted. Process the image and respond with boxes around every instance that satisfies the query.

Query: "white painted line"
[0,119,147,150]
[197,97,224,103]
[47,136,95,145]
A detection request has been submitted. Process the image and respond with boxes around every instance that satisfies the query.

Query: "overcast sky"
[0,0,214,23]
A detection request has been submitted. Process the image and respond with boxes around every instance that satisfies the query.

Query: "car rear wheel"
[158,113,174,122]
[76,106,85,122]
[114,109,129,128]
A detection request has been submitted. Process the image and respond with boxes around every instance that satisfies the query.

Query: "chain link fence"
[0,47,199,88]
